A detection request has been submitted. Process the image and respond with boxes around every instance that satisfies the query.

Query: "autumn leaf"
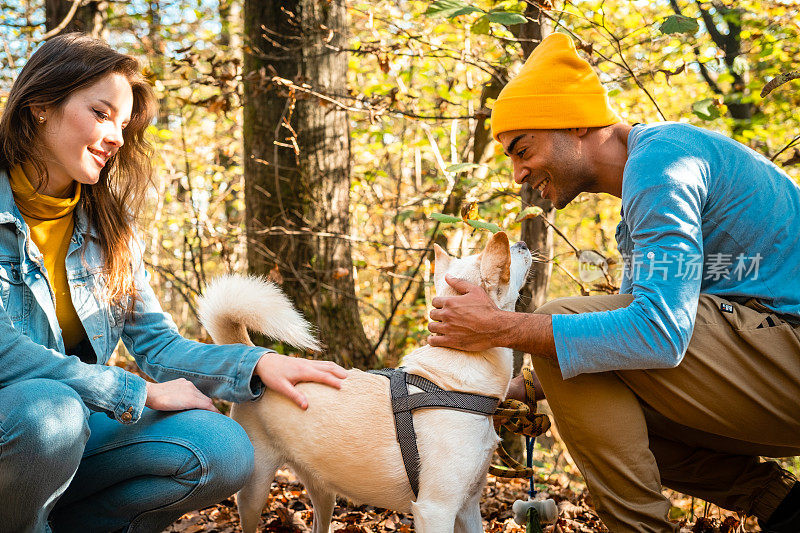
[471,15,491,34]
[268,264,284,284]
[205,96,227,115]
[378,54,390,73]
[516,205,544,222]
[333,267,350,279]
[460,201,478,220]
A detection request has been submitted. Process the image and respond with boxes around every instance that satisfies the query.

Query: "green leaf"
[445,162,480,173]
[430,213,462,223]
[397,209,416,222]
[450,6,483,17]
[465,219,501,233]
[486,11,527,26]
[425,0,482,18]
[659,14,699,35]
[692,98,721,120]
[516,205,544,221]
[471,15,491,34]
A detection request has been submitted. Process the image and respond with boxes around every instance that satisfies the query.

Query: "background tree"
[44,0,107,38]
[669,0,753,122]
[512,2,555,317]
[242,0,374,367]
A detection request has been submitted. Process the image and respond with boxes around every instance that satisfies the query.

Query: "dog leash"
[368,367,500,498]
[489,368,551,479]
[494,368,558,531]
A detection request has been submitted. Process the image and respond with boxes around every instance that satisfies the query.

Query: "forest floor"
[111,353,765,533]
[164,466,761,533]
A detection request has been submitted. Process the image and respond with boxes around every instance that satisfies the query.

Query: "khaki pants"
[532,293,800,532]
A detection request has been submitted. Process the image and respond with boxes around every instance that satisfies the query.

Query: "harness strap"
[369,368,500,498]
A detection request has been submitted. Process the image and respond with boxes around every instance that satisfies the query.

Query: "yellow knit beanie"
[491,32,620,141]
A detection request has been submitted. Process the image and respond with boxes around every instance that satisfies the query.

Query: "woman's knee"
[0,379,89,478]
[202,412,255,491]
[171,410,255,494]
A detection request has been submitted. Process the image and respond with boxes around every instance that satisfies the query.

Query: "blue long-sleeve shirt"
[552,122,800,379]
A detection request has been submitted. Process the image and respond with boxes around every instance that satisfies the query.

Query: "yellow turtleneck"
[9,165,86,350]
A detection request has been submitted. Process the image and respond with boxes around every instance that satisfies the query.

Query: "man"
[428,32,800,532]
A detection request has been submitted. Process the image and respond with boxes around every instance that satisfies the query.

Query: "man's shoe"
[759,483,800,533]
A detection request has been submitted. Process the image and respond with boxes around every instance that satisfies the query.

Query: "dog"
[198,231,532,533]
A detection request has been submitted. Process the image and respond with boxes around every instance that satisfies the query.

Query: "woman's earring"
[37,116,46,123]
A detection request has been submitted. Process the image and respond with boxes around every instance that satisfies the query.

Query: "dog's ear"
[433,244,451,290]
[433,243,451,272]
[480,232,510,288]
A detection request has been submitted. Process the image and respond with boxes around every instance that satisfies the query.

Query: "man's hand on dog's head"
[255,353,347,410]
[428,275,559,365]
[428,275,506,352]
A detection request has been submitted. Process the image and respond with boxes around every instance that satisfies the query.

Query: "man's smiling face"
[498,128,595,210]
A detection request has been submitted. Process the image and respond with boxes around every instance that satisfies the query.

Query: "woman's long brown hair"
[0,33,156,307]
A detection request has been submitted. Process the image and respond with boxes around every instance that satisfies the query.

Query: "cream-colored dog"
[198,231,532,533]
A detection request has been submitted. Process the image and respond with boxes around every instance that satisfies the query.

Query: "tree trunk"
[669,1,755,124]
[513,3,554,318]
[45,0,107,38]
[218,0,243,234]
[146,1,169,127]
[243,0,374,368]
[219,0,240,50]
[503,2,554,462]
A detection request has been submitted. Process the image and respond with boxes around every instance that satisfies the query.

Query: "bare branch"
[771,134,800,162]
[254,225,433,252]
[38,0,81,41]
[761,71,800,98]
[367,222,441,360]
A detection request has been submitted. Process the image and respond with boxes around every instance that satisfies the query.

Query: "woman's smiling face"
[32,72,133,197]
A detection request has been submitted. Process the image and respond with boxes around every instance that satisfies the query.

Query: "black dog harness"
[368,368,500,498]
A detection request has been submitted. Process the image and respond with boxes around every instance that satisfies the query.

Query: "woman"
[0,33,346,532]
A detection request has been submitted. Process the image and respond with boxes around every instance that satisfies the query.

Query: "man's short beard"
[550,132,593,210]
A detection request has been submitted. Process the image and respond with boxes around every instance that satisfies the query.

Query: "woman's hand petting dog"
[144,356,346,413]
[428,274,505,352]
[145,378,222,413]
[255,353,348,410]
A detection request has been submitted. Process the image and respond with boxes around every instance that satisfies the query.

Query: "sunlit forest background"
[1,0,799,530]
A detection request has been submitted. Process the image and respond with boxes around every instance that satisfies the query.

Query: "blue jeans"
[0,379,255,532]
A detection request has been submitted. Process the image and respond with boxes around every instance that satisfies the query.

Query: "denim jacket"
[0,169,268,424]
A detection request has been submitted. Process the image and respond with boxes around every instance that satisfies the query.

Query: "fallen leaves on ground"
[164,468,760,532]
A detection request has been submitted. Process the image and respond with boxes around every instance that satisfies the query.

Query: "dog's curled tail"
[198,275,322,352]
